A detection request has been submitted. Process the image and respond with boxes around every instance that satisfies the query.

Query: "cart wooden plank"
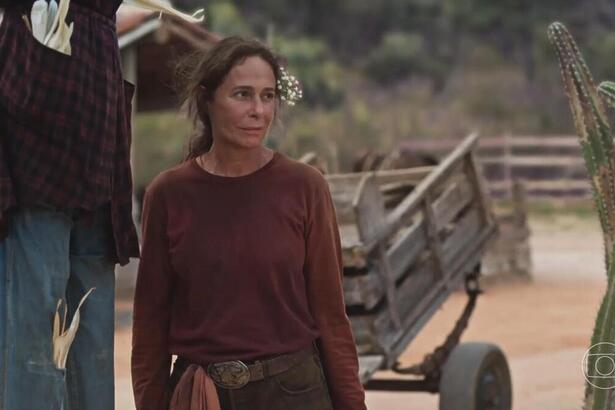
[351,259,437,354]
[323,133,499,378]
[341,205,480,309]
[339,174,474,271]
[342,216,426,307]
[349,209,484,354]
[381,133,479,253]
[432,175,474,232]
[359,355,386,384]
[386,225,496,365]
[327,167,433,191]
[330,168,432,225]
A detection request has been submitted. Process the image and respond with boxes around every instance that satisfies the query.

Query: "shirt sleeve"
[131,183,175,410]
[304,178,367,410]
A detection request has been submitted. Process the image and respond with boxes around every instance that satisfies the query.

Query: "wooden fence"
[400,135,591,200]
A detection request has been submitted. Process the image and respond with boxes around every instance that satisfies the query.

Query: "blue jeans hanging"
[0,204,116,410]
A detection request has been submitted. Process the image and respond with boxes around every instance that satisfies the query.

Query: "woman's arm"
[304,178,367,410]
[131,182,175,410]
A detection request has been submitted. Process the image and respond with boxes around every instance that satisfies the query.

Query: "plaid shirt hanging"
[0,0,139,264]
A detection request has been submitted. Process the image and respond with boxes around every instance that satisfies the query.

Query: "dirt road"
[114,214,606,409]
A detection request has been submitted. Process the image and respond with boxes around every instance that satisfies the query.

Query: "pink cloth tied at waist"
[169,364,222,410]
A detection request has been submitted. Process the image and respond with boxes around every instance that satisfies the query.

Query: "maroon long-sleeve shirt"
[131,152,366,410]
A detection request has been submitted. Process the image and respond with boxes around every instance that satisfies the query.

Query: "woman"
[131,37,367,410]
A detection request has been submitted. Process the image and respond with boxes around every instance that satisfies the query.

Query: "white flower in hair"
[277,66,303,106]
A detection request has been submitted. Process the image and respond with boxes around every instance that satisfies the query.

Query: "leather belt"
[178,345,316,390]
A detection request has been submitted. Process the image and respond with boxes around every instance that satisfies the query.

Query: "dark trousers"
[169,349,334,410]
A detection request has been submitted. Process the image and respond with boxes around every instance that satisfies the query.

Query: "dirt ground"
[113,214,607,409]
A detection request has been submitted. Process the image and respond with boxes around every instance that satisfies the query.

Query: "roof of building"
[117,5,153,35]
[117,5,220,50]
[0,5,219,50]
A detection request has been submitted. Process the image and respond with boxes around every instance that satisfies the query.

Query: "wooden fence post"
[503,133,513,200]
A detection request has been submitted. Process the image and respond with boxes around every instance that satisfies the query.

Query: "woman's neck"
[198,144,274,177]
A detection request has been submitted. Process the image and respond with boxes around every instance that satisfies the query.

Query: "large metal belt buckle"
[207,360,251,389]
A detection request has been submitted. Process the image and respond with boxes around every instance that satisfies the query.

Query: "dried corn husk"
[52,287,95,370]
[47,20,72,54]
[123,0,204,23]
[46,0,57,35]
[30,0,48,43]
[43,0,62,43]
[22,14,32,32]
[44,0,72,55]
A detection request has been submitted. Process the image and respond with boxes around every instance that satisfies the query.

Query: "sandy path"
[114,214,607,409]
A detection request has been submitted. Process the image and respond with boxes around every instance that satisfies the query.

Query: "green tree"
[206,0,253,37]
[363,31,424,84]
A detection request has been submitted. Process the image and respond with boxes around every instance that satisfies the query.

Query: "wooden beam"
[465,153,495,226]
[298,151,318,165]
[350,260,437,354]
[487,179,591,191]
[442,208,482,268]
[343,217,427,308]
[480,156,585,166]
[327,167,433,189]
[382,133,479,252]
[353,175,401,328]
[401,135,580,151]
[349,212,496,356]
[432,175,474,232]
[423,196,446,281]
[358,355,385,384]
[386,224,496,364]
[353,175,388,245]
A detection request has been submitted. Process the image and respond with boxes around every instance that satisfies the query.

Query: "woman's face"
[207,56,277,151]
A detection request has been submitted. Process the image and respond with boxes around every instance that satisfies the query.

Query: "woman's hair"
[176,36,282,160]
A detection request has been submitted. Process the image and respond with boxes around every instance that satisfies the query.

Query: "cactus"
[548,22,615,409]
[598,81,615,110]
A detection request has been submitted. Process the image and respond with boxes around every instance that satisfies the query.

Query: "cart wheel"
[439,342,512,410]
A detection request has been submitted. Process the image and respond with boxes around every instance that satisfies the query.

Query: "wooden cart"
[326,134,512,410]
